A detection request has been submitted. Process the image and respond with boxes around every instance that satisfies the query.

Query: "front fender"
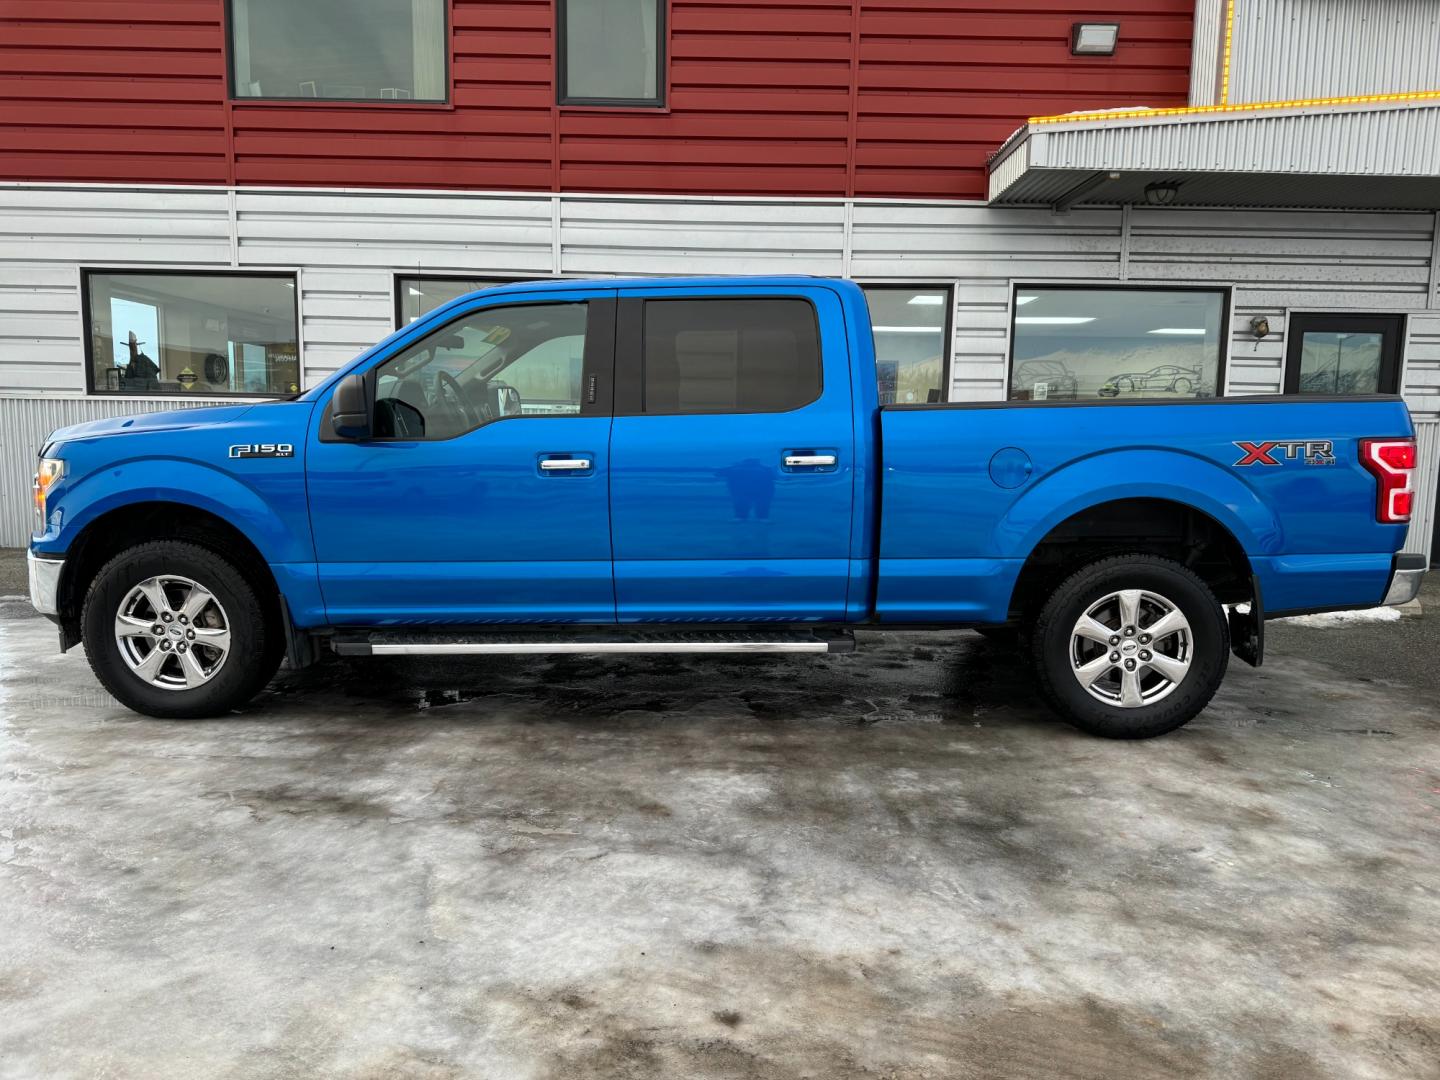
[41,457,314,565]
[997,449,1282,561]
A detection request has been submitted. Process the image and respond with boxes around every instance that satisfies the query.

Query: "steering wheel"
[435,370,478,429]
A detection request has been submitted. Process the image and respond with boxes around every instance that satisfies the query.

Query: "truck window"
[640,298,821,414]
[372,302,588,439]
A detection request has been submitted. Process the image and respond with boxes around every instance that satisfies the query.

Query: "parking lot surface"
[1,581,1438,1080]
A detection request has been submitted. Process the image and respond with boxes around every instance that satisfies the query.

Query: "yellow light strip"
[1027,88,1440,125]
[1220,0,1234,104]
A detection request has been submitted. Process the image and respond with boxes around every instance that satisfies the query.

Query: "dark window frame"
[342,298,614,444]
[861,283,953,405]
[1283,312,1405,396]
[557,0,667,108]
[223,0,452,105]
[613,295,824,416]
[82,267,301,399]
[393,274,543,329]
[1006,282,1233,403]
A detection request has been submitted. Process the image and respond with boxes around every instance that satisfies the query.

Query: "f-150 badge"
[229,443,295,459]
[1233,439,1335,467]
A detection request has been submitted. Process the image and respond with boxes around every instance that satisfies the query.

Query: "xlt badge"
[229,443,295,459]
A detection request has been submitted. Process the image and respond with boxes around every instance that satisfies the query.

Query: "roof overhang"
[988,99,1440,211]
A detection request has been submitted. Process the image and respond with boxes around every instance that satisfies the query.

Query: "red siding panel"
[0,0,1193,199]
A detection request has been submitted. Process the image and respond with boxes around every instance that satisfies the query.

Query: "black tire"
[1030,554,1228,739]
[81,540,283,719]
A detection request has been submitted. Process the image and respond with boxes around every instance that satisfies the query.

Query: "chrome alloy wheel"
[113,575,231,691]
[1069,588,1192,708]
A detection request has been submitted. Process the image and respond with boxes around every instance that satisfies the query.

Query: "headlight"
[32,457,65,536]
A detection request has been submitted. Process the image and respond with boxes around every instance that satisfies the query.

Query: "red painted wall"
[0,0,1193,199]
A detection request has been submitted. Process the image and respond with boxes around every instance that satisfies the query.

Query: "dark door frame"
[1283,312,1405,396]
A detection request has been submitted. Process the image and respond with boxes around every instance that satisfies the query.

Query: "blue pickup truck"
[28,277,1425,738]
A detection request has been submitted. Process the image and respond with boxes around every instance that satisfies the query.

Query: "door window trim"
[613,294,825,417]
[1282,312,1405,396]
[321,297,616,443]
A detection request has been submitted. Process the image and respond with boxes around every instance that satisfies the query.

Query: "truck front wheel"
[1031,555,1229,739]
[81,540,283,719]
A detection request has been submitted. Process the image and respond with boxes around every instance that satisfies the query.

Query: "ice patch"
[1277,607,1403,628]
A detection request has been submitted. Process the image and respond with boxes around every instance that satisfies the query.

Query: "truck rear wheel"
[81,540,283,719]
[1031,554,1228,739]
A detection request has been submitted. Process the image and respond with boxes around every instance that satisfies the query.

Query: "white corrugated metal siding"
[0,396,234,545]
[1189,0,1225,107]
[1,182,1438,549]
[1229,0,1440,104]
[1405,421,1440,557]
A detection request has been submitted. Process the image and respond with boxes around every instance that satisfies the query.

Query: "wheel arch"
[1007,496,1256,622]
[57,501,283,649]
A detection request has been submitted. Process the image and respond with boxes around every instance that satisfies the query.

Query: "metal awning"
[988,99,1440,211]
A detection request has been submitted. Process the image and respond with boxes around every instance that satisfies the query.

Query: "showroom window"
[228,0,447,102]
[85,271,300,397]
[558,0,665,106]
[396,276,523,326]
[1008,285,1229,402]
[863,286,951,405]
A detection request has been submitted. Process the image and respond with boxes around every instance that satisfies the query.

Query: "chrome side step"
[332,627,855,658]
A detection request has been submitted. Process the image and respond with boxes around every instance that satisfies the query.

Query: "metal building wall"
[1227,0,1440,104]
[1,183,1437,552]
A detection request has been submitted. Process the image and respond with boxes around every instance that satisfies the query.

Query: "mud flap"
[1228,574,1264,668]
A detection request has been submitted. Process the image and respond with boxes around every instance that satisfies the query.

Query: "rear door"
[608,285,855,621]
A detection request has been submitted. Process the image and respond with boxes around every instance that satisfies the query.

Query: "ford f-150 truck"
[28,277,1427,738]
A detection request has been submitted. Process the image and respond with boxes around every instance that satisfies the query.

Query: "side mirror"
[330,373,371,439]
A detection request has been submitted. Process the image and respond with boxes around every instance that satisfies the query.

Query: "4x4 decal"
[1233,440,1336,467]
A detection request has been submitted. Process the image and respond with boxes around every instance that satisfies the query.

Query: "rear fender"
[996,449,1282,562]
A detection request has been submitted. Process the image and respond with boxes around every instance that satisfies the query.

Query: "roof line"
[1027,88,1440,126]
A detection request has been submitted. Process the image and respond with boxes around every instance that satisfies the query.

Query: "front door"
[306,291,617,624]
[607,286,855,621]
[1284,313,1404,396]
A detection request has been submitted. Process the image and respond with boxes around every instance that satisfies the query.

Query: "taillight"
[1359,438,1416,523]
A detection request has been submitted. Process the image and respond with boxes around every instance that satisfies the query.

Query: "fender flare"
[995,449,1281,565]
[56,457,311,565]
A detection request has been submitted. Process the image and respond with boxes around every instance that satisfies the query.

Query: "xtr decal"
[229,443,295,459]
[1233,440,1335,467]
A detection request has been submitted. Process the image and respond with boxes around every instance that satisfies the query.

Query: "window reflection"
[863,286,949,405]
[1009,287,1226,402]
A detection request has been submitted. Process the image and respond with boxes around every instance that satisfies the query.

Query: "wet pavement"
[1,595,1439,1079]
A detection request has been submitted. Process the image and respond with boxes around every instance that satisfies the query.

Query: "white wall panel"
[1228,0,1440,104]
[0,183,1437,545]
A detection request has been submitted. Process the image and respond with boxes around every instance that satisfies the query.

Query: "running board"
[331,627,856,657]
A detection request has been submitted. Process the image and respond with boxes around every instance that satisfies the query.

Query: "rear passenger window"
[641,298,821,414]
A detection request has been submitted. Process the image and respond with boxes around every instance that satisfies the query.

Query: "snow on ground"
[1276,607,1403,628]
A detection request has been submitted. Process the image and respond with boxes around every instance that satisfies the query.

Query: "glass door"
[1284,313,1404,396]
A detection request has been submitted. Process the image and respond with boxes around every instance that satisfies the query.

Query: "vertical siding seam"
[227,188,239,268]
[845,0,861,200]
[551,197,563,275]
[1119,203,1132,281]
[1428,210,1440,309]
[841,200,854,278]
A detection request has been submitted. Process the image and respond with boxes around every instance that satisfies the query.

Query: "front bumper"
[27,550,63,617]
[1383,552,1428,607]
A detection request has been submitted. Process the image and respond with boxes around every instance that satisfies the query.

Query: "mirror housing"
[330,373,371,439]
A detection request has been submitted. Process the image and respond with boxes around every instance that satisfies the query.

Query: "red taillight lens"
[1359,438,1417,524]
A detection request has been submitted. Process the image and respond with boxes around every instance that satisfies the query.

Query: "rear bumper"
[27,549,63,617]
[1384,553,1428,607]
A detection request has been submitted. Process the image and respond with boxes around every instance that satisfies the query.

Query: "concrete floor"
[1,573,1439,1078]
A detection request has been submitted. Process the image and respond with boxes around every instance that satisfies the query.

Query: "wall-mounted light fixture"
[1144,180,1182,206]
[1071,23,1119,56]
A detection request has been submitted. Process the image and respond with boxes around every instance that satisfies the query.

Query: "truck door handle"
[540,458,592,471]
[784,454,837,467]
